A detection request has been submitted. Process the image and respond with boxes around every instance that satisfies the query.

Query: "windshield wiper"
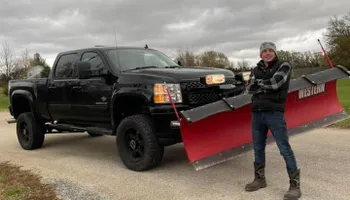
[164,65,181,68]
[123,66,159,71]
[122,65,181,72]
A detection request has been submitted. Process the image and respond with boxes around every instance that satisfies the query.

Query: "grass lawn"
[0,161,60,200]
[0,88,8,112]
[331,78,350,128]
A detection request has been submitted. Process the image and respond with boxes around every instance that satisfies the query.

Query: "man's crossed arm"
[256,62,292,90]
[246,62,292,94]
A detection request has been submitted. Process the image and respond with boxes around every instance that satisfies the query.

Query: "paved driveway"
[1,112,349,200]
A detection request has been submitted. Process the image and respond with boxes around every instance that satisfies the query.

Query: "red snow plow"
[168,65,350,171]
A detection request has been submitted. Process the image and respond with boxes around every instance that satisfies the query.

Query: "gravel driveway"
[1,112,350,200]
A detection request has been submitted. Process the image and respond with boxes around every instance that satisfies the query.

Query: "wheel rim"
[19,122,30,142]
[124,128,144,160]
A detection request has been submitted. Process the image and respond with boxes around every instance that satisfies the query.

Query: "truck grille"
[186,92,220,105]
[180,78,236,90]
[180,78,238,106]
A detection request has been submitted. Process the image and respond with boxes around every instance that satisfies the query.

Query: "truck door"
[70,51,112,124]
[47,53,79,123]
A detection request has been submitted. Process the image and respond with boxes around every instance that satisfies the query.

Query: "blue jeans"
[252,111,298,173]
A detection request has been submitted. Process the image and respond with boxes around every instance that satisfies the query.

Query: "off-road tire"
[16,112,45,150]
[116,114,164,171]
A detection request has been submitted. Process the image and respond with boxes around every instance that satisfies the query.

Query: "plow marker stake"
[177,65,350,171]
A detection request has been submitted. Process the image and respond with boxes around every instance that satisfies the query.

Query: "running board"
[46,123,86,133]
[46,123,113,135]
[6,118,16,124]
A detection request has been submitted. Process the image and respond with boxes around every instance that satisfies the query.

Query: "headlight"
[242,72,250,81]
[205,74,225,85]
[153,83,182,104]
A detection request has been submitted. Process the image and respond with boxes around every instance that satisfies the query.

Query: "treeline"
[175,12,350,72]
[0,41,51,96]
[174,49,328,72]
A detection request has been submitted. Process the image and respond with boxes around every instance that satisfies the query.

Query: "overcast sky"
[1,0,349,68]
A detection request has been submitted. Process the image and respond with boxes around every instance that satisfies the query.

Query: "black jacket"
[246,58,292,112]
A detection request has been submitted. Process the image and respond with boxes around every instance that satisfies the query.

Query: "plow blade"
[178,65,350,171]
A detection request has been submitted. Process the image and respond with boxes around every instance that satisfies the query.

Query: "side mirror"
[177,60,183,66]
[76,61,92,79]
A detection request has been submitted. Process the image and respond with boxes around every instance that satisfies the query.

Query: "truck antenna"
[114,27,122,72]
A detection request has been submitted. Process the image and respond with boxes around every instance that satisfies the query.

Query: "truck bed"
[8,78,50,120]
[9,78,48,90]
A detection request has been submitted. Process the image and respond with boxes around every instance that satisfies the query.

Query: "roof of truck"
[59,45,154,54]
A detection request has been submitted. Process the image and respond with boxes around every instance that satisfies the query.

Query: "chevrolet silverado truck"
[7,45,245,171]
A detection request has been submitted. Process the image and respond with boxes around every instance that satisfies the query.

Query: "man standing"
[244,42,301,200]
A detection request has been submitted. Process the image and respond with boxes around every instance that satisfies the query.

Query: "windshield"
[105,48,179,71]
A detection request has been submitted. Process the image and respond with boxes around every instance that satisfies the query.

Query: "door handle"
[72,86,82,91]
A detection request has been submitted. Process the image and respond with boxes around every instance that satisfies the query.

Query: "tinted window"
[81,52,104,70]
[105,49,178,71]
[54,53,78,79]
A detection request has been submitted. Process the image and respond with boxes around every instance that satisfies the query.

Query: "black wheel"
[16,112,45,150]
[116,114,164,171]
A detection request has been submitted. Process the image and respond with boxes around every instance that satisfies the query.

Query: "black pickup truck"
[8,45,246,171]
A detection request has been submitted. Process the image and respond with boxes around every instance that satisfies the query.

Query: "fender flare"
[110,87,153,130]
[10,90,36,118]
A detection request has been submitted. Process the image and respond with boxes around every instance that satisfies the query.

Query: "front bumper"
[149,104,190,130]
[148,104,191,145]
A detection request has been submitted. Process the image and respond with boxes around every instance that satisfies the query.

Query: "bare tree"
[323,12,350,69]
[17,48,31,79]
[21,49,30,69]
[197,50,230,68]
[175,49,199,67]
[227,61,235,70]
[237,59,250,71]
[0,41,15,79]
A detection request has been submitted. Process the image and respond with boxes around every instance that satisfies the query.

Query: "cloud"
[1,0,349,67]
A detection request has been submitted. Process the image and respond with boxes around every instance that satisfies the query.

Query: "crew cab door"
[47,53,79,122]
[70,51,112,124]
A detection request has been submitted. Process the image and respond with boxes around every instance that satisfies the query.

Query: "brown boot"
[283,169,301,200]
[245,162,267,192]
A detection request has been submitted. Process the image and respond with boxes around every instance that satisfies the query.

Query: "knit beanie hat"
[260,42,276,55]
